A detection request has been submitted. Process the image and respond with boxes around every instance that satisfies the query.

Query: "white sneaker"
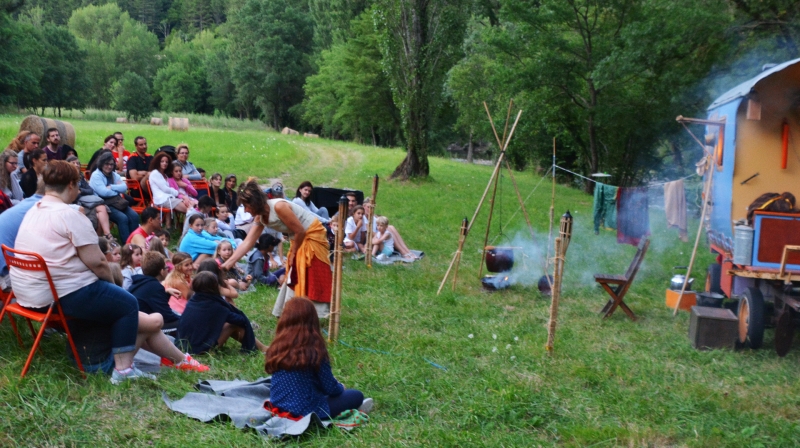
[358,398,374,414]
[110,365,157,385]
[376,254,387,261]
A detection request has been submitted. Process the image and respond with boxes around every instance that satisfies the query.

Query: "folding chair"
[125,179,147,214]
[595,238,650,321]
[190,179,210,197]
[0,245,85,378]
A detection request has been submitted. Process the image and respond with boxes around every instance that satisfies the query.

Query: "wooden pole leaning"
[365,175,379,268]
[673,155,716,315]
[437,108,522,294]
[545,237,563,354]
[451,218,469,291]
[328,196,348,341]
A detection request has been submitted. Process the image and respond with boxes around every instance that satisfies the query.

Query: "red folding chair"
[125,179,147,214]
[0,245,85,378]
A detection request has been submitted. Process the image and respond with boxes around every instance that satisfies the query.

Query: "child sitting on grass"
[164,252,194,314]
[179,215,234,267]
[147,236,173,271]
[265,297,372,418]
[154,229,173,259]
[176,271,267,354]
[197,258,238,304]
[247,233,286,287]
[120,243,143,290]
[371,215,416,260]
[343,205,366,253]
[129,251,182,331]
[99,236,121,263]
[214,240,253,291]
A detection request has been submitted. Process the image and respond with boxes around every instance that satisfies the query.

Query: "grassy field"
[1,115,799,447]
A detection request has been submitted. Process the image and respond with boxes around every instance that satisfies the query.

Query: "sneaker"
[162,354,210,373]
[358,398,374,414]
[376,254,387,261]
[110,365,156,385]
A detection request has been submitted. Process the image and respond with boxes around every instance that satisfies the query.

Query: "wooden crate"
[688,306,738,350]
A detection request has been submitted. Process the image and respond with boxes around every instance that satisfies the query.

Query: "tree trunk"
[586,79,599,194]
[467,128,474,163]
[371,126,376,146]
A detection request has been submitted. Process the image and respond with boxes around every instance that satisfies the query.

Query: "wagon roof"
[708,57,800,110]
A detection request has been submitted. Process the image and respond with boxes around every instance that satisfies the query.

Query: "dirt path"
[265,139,365,192]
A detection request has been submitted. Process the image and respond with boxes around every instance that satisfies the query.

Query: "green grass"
[2,114,800,447]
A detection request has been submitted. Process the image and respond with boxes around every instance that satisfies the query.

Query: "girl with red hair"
[265,297,372,418]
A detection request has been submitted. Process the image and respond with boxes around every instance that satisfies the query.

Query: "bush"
[111,72,154,122]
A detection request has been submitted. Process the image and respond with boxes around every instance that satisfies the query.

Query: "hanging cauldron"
[485,246,514,273]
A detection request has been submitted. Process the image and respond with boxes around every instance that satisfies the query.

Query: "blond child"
[163,252,194,314]
[214,240,253,291]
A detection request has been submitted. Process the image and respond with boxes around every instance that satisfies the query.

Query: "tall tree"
[229,0,313,129]
[38,24,90,115]
[373,0,469,179]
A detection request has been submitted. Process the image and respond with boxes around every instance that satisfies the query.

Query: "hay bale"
[303,133,319,138]
[19,115,76,149]
[281,127,299,135]
[168,117,189,131]
[150,117,163,126]
[116,117,128,123]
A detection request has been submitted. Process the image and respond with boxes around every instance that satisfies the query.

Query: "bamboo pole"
[545,237,563,354]
[328,196,348,341]
[365,175,379,268]
[451,218,469,291]
[478,170,500,278]
[673,154,716,315]
[546,138,556,288]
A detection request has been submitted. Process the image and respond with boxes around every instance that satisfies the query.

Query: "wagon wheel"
[774,308,795,357]
[738,287,765,349]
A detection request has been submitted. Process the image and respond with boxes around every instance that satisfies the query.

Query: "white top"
[291,197,330,223]
[377,229,394,252]
[261,199,318,237]
[122,265,142,290]
[235,205,253,226]
[148,170,179,206]
[344,216,366,244]
[11,196,100,307]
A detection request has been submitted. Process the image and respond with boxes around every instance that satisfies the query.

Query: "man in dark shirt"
[126,136,153,181]
[43,128,76,161]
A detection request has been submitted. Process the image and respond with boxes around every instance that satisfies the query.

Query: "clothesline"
[553,165,697,188]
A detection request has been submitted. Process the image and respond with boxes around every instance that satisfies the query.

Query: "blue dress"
[269,361,344,417]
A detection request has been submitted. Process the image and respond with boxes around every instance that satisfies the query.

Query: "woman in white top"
[292,181,330,223]
[147,152,189,213]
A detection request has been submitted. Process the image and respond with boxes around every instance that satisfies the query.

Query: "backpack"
[747,192,797,223]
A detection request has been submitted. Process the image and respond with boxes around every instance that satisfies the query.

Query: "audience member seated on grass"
[10,161,149,384]
[371,215,416,260]
[209,173,223,206]
[151,230,173,261]
[1,149,24,204]
[129,252,183,331]
[168,161,198,209]
[215,204,238,239]
[343,205,366,253]
[148,152,189,215]
[346,192,358,214]
[86,135,118,173]
[364,198,417,260]
[69,262,209,375]
[265,297,372,419]
[176,271,267,355]
[179,215,233,267]
[247,233,286,287]
[0,179,44,291]
[43,128,72,161]
[127,207,162,248]
[5,129,31,153]
[181,195,216,236]
[235,203,255,234]
[126,136,153,182]
[98,236,121,263]
[293,181,331,223]
[221,174,238,212]
[90,152,140,244]
[164,252,193,314]
[120,244,143,290]
[215,240,252,291]
[68,155,114,241]
[197,258,239,304]
[20,148,46,198]
[175,144,202,181]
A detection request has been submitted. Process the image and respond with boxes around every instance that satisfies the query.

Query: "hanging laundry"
[663,180,688,242]
[593,183,618,234]
[617,187,650,246]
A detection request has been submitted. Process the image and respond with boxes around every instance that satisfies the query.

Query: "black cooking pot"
[486,246,514,273]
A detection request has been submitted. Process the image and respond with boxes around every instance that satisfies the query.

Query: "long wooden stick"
[437,218,471,295]
[365,175,379,268]
[545,237,563,354]
[478,170,500,278]
[673,154,716,315]
[546,138,556,288]
[451,218,469,291]
[328,197,347,341]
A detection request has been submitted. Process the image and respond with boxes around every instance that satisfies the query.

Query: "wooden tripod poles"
[365,175,379,268]
[451,218,469,291]
[328,196,348,341]
[546,211,573,354]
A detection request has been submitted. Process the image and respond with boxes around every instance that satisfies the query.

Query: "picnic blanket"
[372,250,425,265]
[163,378,368,439]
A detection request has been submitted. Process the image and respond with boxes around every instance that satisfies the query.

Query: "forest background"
[1,0,799,181]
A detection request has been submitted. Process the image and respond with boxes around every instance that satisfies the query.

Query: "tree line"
[1,0,799,180]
